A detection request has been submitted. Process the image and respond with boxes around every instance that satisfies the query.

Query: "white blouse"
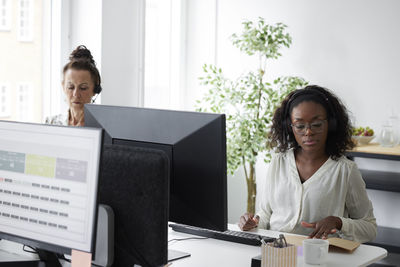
[44,110,69,126]
[256,149,377,243]
[44,113,68,126]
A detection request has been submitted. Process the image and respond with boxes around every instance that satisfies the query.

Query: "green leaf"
[195,16,308,187]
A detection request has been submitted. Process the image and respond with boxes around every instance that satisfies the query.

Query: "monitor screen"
[0,121,102,254]
[85,104,227,232]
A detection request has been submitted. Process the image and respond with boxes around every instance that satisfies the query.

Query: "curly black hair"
[269,85,354,159]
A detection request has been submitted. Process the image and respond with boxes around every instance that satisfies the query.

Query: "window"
[0,83,10,117]
[16,82,33,122]
[144,0,185,110]
[0,0,11,31]
[0,0,53,123]
[18,0,34,42]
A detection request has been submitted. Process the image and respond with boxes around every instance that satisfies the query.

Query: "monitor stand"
[168,249,190,262]
[0,262,43,267]
[0,248,62,267]
[36,249,62,267]
[0,204,114,267]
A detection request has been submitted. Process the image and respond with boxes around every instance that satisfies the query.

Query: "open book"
[284,234,360,253]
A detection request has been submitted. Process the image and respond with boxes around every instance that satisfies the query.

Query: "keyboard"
[169,223,275,246]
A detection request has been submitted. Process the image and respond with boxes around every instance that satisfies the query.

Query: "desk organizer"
[261,243,297,267]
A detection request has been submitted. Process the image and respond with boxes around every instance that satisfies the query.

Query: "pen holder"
[261,242,297,267]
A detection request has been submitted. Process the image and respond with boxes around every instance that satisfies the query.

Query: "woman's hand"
[239,213,259,231]
[301,216,342,239]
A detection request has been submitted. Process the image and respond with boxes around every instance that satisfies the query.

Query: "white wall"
[101,0,145,107]
[59,0,103,112]
[64,0,144,109]
[69,0,102,60]
[184,0,217,110]
[65,0,400,228]
[184,0,400,226]
[187,0,400,128]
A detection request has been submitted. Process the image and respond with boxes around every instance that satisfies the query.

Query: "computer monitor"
[0,120,102,265]
[84,104,227,232]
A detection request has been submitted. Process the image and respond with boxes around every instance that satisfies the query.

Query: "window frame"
[0,0,12,31]
[17,0,34,42]
[41,0,69,122]
[16,82,34,121]
[0,82,11,117]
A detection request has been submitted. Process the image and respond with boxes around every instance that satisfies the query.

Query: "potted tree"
[197,17,307,213]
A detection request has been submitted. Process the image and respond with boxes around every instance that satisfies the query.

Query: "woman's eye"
[312,123,323,128]
[80,87,88,91]
[295,125,305,129]
[68,86,74,90]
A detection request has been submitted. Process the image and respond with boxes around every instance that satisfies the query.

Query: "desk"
[168,224,387,267]
[0,225,387,267]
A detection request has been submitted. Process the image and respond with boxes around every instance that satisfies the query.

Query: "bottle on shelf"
[379,123,398,148]
[388,111,400,146]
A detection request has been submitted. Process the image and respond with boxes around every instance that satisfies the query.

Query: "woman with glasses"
[239,85,377,243]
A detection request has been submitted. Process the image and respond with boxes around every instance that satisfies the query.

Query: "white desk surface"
[168,224,388,267]
[0,224,387,267]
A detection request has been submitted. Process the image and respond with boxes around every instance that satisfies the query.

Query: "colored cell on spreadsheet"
[55,158,88,183]
[0,150,25,173]
[25,154,56,178]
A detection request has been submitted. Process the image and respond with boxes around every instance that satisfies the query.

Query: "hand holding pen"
[239,213,259,231]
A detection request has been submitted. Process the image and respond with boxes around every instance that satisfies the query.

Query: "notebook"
[284,235,360,252]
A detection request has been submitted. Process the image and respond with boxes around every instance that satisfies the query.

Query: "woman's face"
[63,68,95,112]
[290,101,329,154]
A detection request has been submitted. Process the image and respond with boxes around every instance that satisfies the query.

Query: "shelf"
[360,169,400,193]
[367,226,400,254]
[347,143,400,161]
[347,146,400,254]
[347,145,400,192]
[348,151,400,161]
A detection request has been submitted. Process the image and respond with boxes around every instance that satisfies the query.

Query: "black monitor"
[0,120,102,266]
[84,104,227,232]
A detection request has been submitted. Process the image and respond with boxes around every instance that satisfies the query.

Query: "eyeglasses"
[290,119,327,134]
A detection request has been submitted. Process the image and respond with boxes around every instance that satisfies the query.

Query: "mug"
[303,239,329,265]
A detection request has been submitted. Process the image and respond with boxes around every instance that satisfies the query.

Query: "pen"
[258,235,267,245]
